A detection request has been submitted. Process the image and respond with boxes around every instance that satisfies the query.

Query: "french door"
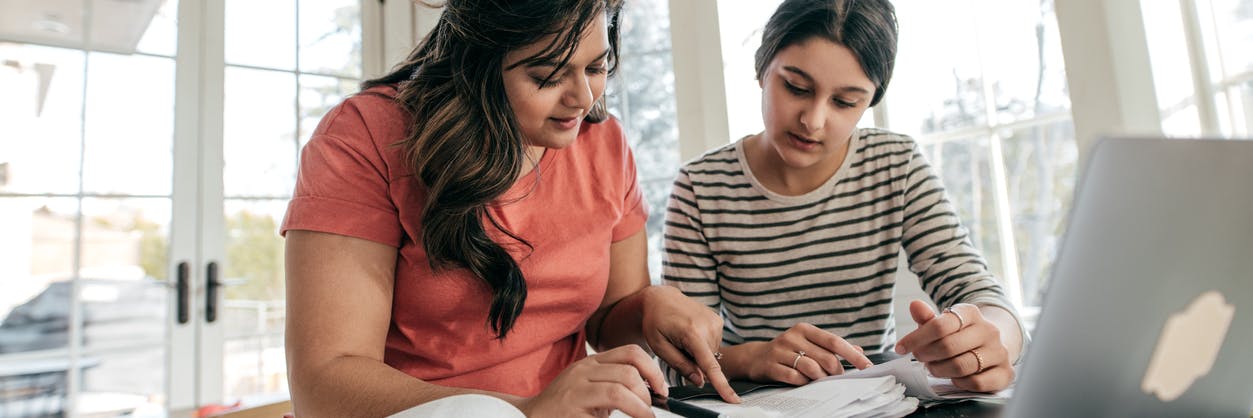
[0,0,371,415]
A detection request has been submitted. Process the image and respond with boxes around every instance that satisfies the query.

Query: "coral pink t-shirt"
[281,86,648,397]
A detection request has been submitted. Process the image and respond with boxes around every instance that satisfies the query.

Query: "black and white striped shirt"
[662,128,1020,357]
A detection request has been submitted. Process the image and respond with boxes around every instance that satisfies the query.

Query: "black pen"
[649,391,725,418]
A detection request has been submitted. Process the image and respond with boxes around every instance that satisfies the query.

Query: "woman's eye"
[533,76,561,89]
[834,98,857,108]
[783,80,809,95]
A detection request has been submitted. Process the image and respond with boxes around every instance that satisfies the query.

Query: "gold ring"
[970,349,985,374]
[791,351,806,369]
[714,352,723,361]
[944,306,966,330]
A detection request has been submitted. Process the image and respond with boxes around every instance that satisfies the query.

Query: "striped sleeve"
[661,168,721,310]
[898,143,1013,312]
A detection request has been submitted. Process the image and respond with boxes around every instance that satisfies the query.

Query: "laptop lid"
[1005,137,1253,417]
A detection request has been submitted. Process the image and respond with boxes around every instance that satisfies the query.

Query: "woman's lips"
[551,117,580,130]
[788,132,820,151]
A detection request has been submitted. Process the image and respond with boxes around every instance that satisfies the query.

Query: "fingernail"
[895,345,906,354]
[688,372,703,386]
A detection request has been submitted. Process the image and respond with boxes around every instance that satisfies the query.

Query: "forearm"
[586,285,655,352]
[290,355,522,417]
[976,304,1024,363]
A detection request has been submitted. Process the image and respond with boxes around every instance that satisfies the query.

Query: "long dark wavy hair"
[361,0,622,339]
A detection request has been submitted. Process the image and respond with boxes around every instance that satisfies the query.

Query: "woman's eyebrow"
[782,65,871,94]
[523,49,612,69]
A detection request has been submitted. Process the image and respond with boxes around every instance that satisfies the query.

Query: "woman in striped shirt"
[663,0,1026,393]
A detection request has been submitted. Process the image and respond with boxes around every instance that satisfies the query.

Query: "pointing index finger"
[688,342,740,403]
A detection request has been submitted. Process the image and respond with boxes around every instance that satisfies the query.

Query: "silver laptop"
[1005,137,1253,417]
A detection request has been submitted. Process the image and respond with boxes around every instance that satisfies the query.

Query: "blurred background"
[0,0,1249,416]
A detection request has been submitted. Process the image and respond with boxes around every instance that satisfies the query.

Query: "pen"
[650,391,724,418]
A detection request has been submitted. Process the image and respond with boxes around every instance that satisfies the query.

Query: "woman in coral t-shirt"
[280,0,738,417]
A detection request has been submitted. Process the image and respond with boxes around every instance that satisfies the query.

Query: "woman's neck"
[517,145,547,178]
[745,133,850,197]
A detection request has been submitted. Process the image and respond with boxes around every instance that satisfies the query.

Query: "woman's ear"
[584,96,609,123]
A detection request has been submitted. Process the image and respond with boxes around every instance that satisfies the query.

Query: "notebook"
[1004,137,1253,417]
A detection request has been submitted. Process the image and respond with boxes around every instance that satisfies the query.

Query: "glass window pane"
[223,200,288,304]
[0,197,78,355]
[78,198,170,283]
[299,0,362,78]
[225,0,296,70]
[615,0,681,281]
[1000,121,1077,307]
[621,53,679,183]
[80,347,165,415]
[890,0,986,135]
[1205,0,1253,82]
[298,75,357,147]
[224,334,287,403]
[1142,0,1202,136]
[981,0,1070,123]
[919,138,1006,283]
[0,44,85,195]
[222,199,289,402]
[1223,81,1253,137]
[0,358,70,416]
[622,0,674,54]
[134,0,179,57]
[224,67,298,197]
[717,0,785,140]
[82,52,175,195]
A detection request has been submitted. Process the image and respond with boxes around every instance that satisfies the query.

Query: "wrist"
[640,284,680,304]
[717,342,759,381]
[977,304,1024,363]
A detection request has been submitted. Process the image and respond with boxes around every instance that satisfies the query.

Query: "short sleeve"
[609,121,648,242]
[281,102,404,247]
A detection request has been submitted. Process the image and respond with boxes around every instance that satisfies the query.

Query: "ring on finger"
[970,349,985,374]
[791,351,807,369]
[944,306,966,330]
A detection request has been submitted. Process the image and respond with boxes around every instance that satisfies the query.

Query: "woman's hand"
[895,300,1014,392]
[519,345,665,418]
[722,323,872,386]
[639,285,741,403]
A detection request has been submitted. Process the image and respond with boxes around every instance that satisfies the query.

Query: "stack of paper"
[827,356,1011,405]
[658,375,918,418]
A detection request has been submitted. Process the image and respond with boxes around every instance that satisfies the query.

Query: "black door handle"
[206,261,221,323]
[176,261,189,324]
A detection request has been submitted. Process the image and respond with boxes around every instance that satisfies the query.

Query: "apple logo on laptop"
[1140,291,1236,401]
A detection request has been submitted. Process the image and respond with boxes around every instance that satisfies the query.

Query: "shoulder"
[311,85,409,152]
[678,140,741,178]
[850,128,925,169]
[854,128,919,155]
[298,85,411,177]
